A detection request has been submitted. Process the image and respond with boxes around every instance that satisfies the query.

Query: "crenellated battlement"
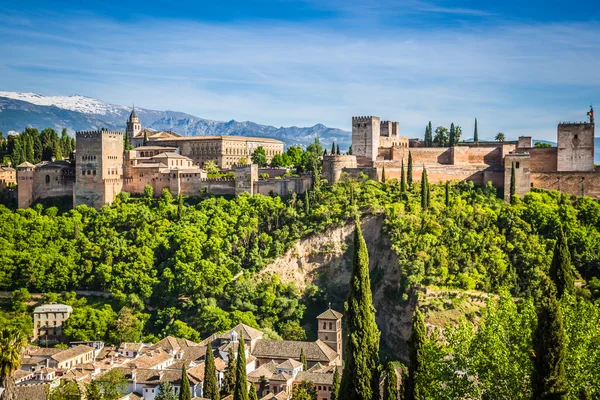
[76,130,124,138]
[558,121,591,126]
[199,177,234,182]
[352,116,378,123]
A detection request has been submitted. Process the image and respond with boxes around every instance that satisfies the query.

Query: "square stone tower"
[317,308,343,361]
[504,152,531,201]
[557,122,594,171]
[74,130,123,209]
[352,116,381,163]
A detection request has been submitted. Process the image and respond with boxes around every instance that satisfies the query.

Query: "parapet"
[352,116,379,124]
[558,121,592,126]
[76,130,124,138]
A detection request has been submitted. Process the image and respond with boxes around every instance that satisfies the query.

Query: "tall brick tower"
[126,108,141,143]
[556,107,595,172]
[74,129,123,209]
[317,307,343,360]
[352,116,381,163]
[16,162,35,208]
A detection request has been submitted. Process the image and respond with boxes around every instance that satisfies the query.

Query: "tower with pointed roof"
[317,307,343,360]
[126,107,141,143]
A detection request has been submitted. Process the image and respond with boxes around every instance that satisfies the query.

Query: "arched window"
[45,175,50,184]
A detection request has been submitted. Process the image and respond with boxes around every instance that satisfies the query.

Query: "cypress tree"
[510,162,516,204]
[300,348,307,370]
[445,181,450,207]
[383,362,399,400]
[474,118,479,143]
[428,121,433,147]
[336,144,341,155]
[532,277,567,399]
[202,348,219,400]
[248,384,258,400]
[143,131,148,146]
[233,335,249,400]
[420,168,429,210]
[381,166,386,183]
[331,367,340,400]
[304,190,310,216]
[400,160,406,194]
[331,142,336,155]
[407,152,413,186]
[405,309,426,400]
[549,226,574,298]
[339,220,381,400]
[220,347,236,397]
[179,365,192,400]
[449,123,456,146]
[348,145,353,155]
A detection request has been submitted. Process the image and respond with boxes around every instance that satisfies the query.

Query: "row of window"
[82,155,96,161]
[34,313,67,320]
[82,170,97,176]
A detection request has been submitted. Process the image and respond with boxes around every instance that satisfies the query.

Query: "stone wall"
[17,167,34,209]
[33,166,74,200]
[531,171,600,198]
[235,164,258,195]
[527,148,558,172]
[557,122,594,171]
[322,155,357,184]
[254,174,313,197]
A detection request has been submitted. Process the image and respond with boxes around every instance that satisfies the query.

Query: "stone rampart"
[531,170,600,198]
[254,174,313,196]
[322,155,357,184]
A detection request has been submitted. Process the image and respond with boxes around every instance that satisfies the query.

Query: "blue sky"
[0,0,599,140]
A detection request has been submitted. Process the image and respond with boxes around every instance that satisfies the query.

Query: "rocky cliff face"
[262,216,416,360]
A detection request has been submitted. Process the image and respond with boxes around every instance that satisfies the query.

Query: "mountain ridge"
[0,91,351,148]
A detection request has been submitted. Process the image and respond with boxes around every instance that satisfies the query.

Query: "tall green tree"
[331,366,340,400]
[248,384,258,400]
[474,118,479,143]
[300,348,307,370]
[532,277,567,399]
[449,123,456,146]
[348,144,353,155]
[549,226,574,298]
[233,335,249,400]
[291,381,317,400]
[400,160,406,193]
[383,362,399,400]
[336,144,341,155]
[96,369,128,400]
[180,364,192,400]
[331,142,336,154]
[420,168,429,210]
[221,347,236,397]
[339,220,381,400]
[510,162,516,204]
[202,348,218,400]
[143,131,149,146]
[407,152,413,186]
[445,181,450,207]
[405,309,426,400]
[424,123,433,147]
[84,382,102,400]
[495,132,505,142]
[49,380,82,400]
[0,327,27,400]
[381,166,386,183]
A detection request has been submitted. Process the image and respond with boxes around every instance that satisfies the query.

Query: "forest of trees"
[1,156,600,397]
[0,128,75,166]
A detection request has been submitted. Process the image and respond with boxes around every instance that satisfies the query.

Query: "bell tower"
[126,107,141,142]
[317,307,343,360]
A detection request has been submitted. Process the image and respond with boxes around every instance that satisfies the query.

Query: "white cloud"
[0,10,598,141]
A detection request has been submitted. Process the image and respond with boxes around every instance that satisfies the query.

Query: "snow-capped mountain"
[0,91,351,148]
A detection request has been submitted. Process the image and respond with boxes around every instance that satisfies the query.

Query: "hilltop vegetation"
[0,175,600,396]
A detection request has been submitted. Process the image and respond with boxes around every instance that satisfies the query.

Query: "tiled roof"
[294,371,334,385]
[151,152,192,160]
[222,324,264,342]
[276,359,302,370]
[120,343,144,352]
[269,372,292,382]
[129,349,173,369]
[316,308,343,320]
[11,384,50,400]
[247,361,277,382]
[33,303,73,314]
[252,340,338,363]
[133,146,178,151]
[50,345,94,363]
[17,161,36,168]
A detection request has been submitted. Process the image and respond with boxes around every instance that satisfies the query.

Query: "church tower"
[126,108,141,143]
[317,307,343,360]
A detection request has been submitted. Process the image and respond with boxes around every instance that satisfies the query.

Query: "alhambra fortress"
[2,107,596,209]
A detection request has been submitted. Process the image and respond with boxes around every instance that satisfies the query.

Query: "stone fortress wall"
[324,108,597,199]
